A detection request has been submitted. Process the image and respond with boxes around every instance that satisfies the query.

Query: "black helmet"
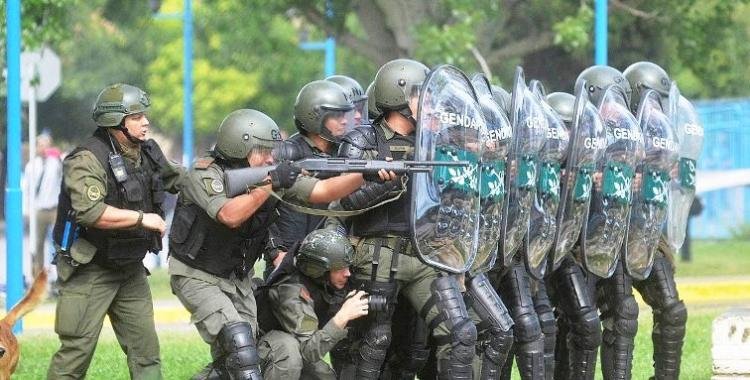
[575,65,632,106]
[296,229,354,279]
[294,80,355,142]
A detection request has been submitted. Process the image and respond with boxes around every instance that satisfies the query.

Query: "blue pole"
[324,37,336,77]
[5,0,24,333]
[594,0,608,65]
[182,0,194,166]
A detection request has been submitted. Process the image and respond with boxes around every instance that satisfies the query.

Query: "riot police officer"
[552,65,642,380]
[336,59,477,379]
[264,80,356,278]
[48,83,185,379]
[545,91,603,380]
[624,61,687,380]
[257,229,369,379]
[326,74,367,128]
[168,109,366,380]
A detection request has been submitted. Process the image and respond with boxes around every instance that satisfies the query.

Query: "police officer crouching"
[168,109,367,380]
[48,83,185,379]
[257,229,369,379]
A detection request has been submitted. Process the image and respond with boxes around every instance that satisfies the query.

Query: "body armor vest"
[53,129,166,268]
[271,134,329,249]
[169,159,279,278]
[348,122,415,237]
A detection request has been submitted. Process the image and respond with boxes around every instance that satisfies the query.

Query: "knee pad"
[361,322,392,354]
[451,319,478,363]
[660,300,687,327]
[538,309,556,336]
[571,309,602,351]
[217,322,261,380]
[513,312,543,343]
[485,327,514,365]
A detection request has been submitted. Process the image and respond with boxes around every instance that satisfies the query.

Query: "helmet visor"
[353,98,367,127]
[321,107,356,141]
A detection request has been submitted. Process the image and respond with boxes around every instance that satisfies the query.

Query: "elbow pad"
[340,180,401,210]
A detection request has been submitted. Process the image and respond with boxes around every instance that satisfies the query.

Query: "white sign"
[21,46,61,102]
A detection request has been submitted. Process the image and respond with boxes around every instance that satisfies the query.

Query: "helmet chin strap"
[117,123,143,145]
[397,107,418,127]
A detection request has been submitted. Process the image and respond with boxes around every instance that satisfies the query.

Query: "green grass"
[15,330,211,379]
[674,240,750,277]
[16,308,720,379]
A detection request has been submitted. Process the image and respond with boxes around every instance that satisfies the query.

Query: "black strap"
[370,238,383,283]
[389,238,405,282]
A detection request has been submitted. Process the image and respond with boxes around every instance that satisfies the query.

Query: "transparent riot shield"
[470,74,512,275]
[577,85,643,278]
[665,83,704,251]
[411,65,484,274]
[625,89,680,279]
[524,80,569,279]
[497,67,546,267]
[551,81,606,272]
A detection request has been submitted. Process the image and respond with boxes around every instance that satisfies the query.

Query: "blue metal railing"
[692,98,750,238]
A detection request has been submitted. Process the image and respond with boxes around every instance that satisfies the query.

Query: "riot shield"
[625,89,680,279]
[470,74,513,275]
[524,80,569,279]
[497,67,547,267]
[551,81,606,272]
[665,83,704,251]
[411,65,484,274]
[577,85,643,278]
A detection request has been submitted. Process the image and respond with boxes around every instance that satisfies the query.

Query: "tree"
[288,0,750,97]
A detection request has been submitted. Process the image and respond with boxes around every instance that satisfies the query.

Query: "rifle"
[223,157,471,197]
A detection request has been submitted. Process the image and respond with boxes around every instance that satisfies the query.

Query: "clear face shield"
[321,107,356,142]
[249,138,284,167]
[353,97,367,127]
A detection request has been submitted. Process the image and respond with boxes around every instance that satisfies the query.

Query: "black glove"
[270,162,301,190]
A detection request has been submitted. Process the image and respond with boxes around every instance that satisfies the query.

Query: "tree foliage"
[4,0,750,151]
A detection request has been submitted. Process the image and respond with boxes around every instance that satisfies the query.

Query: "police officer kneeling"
[257,229,368,379]
[48,83,185,379]
[168,109,366,380]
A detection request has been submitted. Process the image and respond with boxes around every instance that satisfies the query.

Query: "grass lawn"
[674,240,750,277]
[15,307,720,379]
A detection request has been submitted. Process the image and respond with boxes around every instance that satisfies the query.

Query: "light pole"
[595,0,608,65]
[5,0,24,333]
[299,1,336,77]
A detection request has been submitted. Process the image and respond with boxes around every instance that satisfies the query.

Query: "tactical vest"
[169,158,279,278]
[52,128,167,268]
[348,122,414,237]
[270,134,329,249]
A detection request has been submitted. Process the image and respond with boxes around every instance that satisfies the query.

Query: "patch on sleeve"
[86,185,103,201]
[202,178,224,195]
[300,314,318,332]
[300,287,313,302]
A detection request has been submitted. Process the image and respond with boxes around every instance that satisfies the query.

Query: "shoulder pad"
[338,126,377,159]
[194,156,216,170]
